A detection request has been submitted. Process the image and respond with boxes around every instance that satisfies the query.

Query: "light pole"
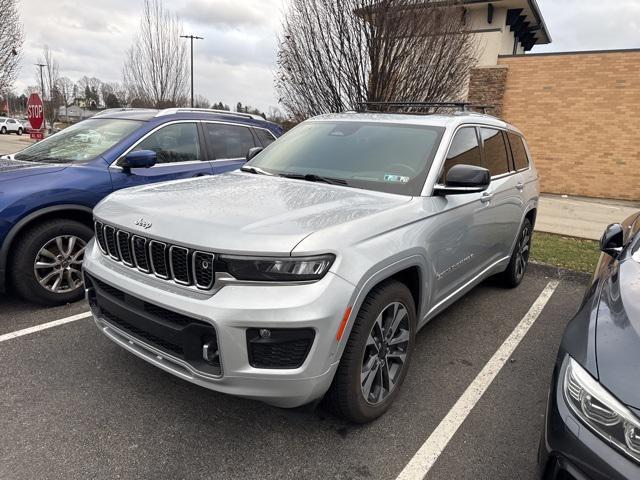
[35,63,47,132]
[180,34,203,108]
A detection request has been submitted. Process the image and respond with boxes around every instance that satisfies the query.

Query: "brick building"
[456,0,639,201]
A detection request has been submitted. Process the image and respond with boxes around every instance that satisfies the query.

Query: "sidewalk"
[536,194,640,240]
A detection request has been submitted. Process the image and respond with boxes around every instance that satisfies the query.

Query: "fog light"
[202,341,219,364]
[259,329,271,339]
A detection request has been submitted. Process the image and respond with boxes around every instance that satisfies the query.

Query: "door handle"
[480,192,494,203]
[516,182,524,191]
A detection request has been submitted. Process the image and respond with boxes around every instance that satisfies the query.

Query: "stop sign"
[27,93,44,131]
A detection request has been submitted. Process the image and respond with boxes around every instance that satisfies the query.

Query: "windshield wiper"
[241,165,273,176]
[279,172,349,186]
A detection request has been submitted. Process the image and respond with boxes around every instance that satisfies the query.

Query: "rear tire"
[1,126,6,134]
[9,219,93,306]
[325,279,416,423]
[500,218,532,288]
[17,127,22,136]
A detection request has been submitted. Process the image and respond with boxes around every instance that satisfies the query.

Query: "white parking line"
[0,311,92,343]
[395,280,560,480]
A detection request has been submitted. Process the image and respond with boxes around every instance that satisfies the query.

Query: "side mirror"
[434,164,491,195]
[121,150,157,172]
[600,223,624,258]
[246,147,264,161]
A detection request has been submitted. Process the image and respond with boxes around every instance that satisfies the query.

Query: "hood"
[94,171,411,255]
[0,155,67,183]
[595,256,640,409]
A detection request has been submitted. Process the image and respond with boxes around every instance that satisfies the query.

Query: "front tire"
[9,219,92,306]
[325,280,416,423]
[500,218,533,288]
[1,126,6,134]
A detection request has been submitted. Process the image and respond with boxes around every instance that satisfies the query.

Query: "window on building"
[441,127,482,181]
[204,123,256,160]
[134,122,200,164]
[507,132,530,171]
[481,128,510,176]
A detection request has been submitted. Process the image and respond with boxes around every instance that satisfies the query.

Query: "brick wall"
[467,66,508,118]
[497,50,640,201]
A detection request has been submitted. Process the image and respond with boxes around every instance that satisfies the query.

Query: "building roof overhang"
[461,0,551,49]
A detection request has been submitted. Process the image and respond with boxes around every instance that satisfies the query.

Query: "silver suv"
[83,109,539,423]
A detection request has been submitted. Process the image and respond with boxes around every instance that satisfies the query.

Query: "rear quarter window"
[507,132,530,171]
[255,128,277,147]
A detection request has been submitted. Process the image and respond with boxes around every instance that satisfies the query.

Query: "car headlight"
[219,254,335,282]
[564,357,640,462]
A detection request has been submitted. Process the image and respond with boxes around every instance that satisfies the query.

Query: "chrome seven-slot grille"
[94,221,215,290]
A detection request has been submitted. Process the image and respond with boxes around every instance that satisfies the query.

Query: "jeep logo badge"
[135,218,152,229]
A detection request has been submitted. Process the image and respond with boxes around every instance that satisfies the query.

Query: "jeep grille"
[94,221,216,290]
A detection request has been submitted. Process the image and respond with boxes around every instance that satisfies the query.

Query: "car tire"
[9,219,93,306]
[0,127,6,134]
[325,279,416,423]
[500,218,533,288]
[17,127,22,136]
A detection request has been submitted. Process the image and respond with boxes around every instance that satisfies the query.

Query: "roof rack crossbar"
[356,101,494,114]
[155,108,264,121]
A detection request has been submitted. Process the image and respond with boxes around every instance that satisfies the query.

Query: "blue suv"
[0,108,282,305]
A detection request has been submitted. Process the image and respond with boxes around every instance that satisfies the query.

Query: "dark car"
[0,108,282,305]
[539,212,640,479]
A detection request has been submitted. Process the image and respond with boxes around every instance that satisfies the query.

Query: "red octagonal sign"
[27,93,44,131]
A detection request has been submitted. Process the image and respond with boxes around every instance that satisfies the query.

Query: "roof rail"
[155,108,265,121]
[356,102,495,115]
[92,108,144,117]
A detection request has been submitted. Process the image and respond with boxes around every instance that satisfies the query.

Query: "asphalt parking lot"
[0,133,34,155]
[0,264,589,480]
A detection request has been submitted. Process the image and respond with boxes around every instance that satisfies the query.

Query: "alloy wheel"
[33,235,87,294]
[360,301,410,405]
[515,225,531,281]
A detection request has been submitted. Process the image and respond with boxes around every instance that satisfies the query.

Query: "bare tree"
[123,0,189,108]
[193,94,210,108]
[276,0,477,120]
[0,0,24,95]
[36,46,62,126]
[56,76,74,118]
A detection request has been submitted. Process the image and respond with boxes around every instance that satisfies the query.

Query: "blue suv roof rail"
[156,108,265,121]
[93,108,156,118]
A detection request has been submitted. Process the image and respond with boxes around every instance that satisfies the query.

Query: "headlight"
[564,357,640,462]
[219,254,335,282]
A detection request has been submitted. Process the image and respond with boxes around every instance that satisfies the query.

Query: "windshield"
[246,121,444,195]
[14,118,143,164]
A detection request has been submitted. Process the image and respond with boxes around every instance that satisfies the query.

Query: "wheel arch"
[332,256,427,362]
[0,205,93,292]
[525,207,537,229]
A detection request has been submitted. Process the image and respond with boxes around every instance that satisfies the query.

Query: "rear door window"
[204,123,257,160]
[441,127,482,181]
[481,128,510,177]
[507,132,530,171]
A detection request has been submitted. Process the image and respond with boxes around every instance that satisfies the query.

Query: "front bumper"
[539,358,640,480]
[83,240,356,408]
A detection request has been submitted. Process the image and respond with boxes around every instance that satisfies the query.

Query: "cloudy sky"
[13,0,640,112]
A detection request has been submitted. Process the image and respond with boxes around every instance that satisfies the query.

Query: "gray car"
[83,110,539,423]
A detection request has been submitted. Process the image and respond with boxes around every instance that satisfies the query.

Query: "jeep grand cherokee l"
[83,110,539,423]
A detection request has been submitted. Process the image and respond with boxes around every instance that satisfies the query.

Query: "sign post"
[27,93,45,140]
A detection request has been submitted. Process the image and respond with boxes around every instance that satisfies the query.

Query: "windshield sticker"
[384,174,410,183]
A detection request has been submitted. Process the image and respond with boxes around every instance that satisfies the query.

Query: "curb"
[529,261,592,284]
